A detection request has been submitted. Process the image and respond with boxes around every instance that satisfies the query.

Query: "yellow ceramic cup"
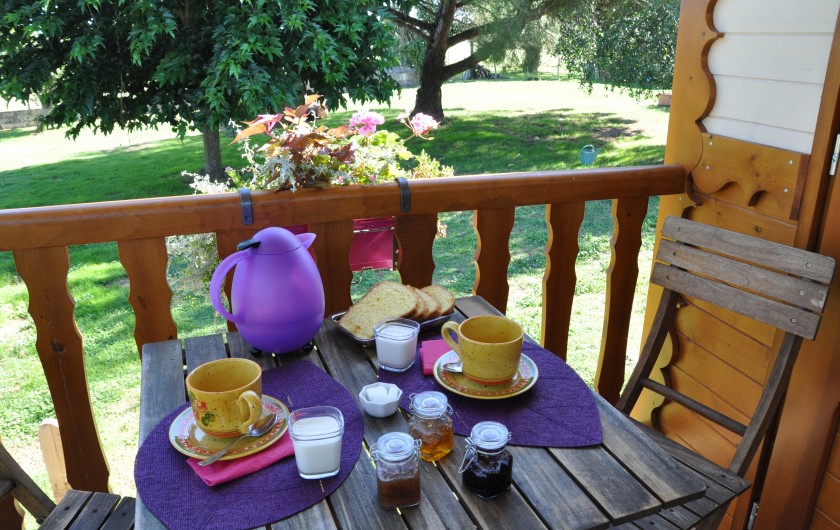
[441,315,524,385]
[186,358,264,438]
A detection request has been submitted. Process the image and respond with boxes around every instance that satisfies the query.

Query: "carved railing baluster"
[118,238,178,354]
[473,207,516,313]
[13,246,110,492]
[541,202,586,360]
[595,197,649,403]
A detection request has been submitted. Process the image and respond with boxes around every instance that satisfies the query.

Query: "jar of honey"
[459,421,513,498]
[370,432,422,509]
[407,391,454,461]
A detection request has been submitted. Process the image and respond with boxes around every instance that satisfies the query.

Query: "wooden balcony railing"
[0,165,685,493]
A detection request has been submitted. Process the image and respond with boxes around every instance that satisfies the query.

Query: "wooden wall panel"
[811,511,840,530]
[642,1,840,527]
[709,77,823,133]
[702,117,817,155]
[693,134,808,219]
[703,0,839,153]
[657,401,737,466]
[708,34,833,84]
[668,338,762,424]
[675,303,772,382]
[713,0,840,33]
[756,6,840,527]
[814,468,840,527]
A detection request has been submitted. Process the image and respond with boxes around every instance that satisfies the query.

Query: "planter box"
[284,217,395,271]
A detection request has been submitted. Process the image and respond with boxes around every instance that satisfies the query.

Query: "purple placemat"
[135,361,363,530]
[380,340,601,447]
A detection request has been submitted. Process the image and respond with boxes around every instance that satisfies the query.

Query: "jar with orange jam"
[407,391,454,461]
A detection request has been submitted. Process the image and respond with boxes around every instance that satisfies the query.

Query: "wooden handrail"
[0,165,685,493]
[0,165,683,249]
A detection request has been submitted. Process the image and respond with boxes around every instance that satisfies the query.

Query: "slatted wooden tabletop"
[136,296,747,530]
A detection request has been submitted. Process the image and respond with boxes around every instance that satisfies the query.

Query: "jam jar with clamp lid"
[407,391,454,461]
[459,421,513,498]
[370,432,422,509]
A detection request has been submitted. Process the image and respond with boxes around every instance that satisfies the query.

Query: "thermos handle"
[209,252,250,324]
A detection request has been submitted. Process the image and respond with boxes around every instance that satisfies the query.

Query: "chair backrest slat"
[657,239,830,311]
[662,216,835,283]
[651,264,822,339]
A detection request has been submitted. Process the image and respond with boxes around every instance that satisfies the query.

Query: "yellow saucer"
[168,395,289,461]
[433,350,538,400]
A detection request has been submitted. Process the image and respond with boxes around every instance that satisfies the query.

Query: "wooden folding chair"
[0,441,135,529]
[616,216,835,529]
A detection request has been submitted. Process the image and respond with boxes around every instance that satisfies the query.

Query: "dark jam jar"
[371,432,422,509]
[459,421,513,499]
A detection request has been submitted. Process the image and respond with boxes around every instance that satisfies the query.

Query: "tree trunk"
[413,48,447,121]
[202,124,224,181]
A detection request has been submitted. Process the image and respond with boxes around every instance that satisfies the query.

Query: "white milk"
[290,416,342,479]
[375,322,419,372]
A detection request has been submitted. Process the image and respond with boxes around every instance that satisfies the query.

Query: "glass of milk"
[374,318,421,372]
[288,406,344,479]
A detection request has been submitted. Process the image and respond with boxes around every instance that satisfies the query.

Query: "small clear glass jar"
[407,391,454,461]
[370,432,422,509]
[459,421,513,498]
[374,317,420,372]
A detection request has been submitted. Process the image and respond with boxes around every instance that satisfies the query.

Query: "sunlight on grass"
[0,76,668,504]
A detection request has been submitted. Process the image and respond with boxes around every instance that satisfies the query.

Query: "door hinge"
[747,501,759,530]
[830,133,840,176]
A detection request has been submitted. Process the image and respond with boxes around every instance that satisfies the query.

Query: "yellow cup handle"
[237,390,263,434]
[441,321,461,356]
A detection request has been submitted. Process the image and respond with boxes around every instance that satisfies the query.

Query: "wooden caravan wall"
[640,0,840,528]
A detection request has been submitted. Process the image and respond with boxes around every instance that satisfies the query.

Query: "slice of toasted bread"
[339,281,419,339]
[410,285,440,320]
[421,285,456,315]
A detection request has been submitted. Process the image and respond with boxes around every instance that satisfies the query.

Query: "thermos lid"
[237,227,303,254]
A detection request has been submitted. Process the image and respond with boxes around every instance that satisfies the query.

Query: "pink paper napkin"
[420,339,452,375]
[187,432,294,486]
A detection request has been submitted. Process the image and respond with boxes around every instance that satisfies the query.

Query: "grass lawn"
[0,75,669,504]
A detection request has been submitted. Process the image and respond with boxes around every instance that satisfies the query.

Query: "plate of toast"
[331,281,456,346]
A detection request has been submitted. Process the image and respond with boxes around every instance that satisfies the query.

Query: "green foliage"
[385,0,576,117]
[394,26,426,69]
[0,0,401,139]
[555,0,679,98]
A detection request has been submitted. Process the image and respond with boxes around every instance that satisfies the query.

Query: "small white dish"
[359,382,403,417]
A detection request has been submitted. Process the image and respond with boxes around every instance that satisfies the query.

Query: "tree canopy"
[555,0,679,98]
[386,0,577,120]
[0,0,400,179]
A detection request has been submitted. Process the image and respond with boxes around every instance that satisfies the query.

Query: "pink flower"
[349,110,385,136]
[410,113,438,136]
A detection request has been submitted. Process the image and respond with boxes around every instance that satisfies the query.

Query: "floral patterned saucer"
[168,395,289,461]
[433,350,539,400]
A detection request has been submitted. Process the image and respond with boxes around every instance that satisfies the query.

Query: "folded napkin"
[420,339,452,375]
[187,432,294,487]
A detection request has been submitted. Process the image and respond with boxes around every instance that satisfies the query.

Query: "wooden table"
[136,296,748,529]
